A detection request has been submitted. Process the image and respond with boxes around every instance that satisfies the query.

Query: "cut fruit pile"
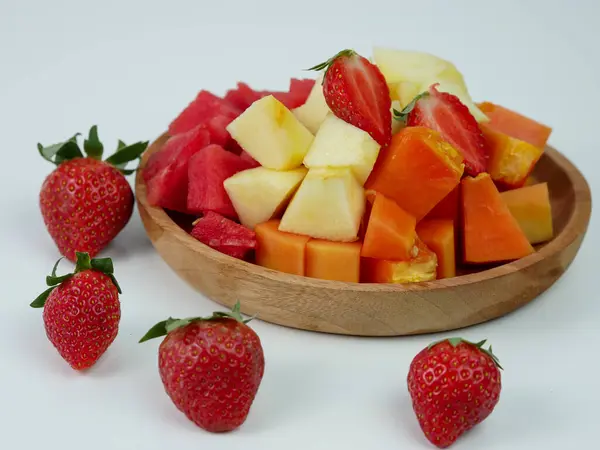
[144,47,555,284]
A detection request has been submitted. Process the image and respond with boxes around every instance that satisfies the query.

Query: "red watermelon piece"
[206,115,235,147]
[187,144,253,218]
[144,125,210,213]
[169,90,241,136]
[239,150,260,168]
[224,82,262,111]
[288,78,315,106]
[190,211,256,259]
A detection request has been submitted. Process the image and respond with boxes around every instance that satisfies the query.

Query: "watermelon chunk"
[224,82,262,111]
[169,90,241,136]
[239,150,260,168]
[144,126,210,212]
[288,78,315,106]
[206,115,235,147]
[187,144,253,218]
[190,211,256,259]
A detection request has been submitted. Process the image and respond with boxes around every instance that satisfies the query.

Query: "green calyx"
[37,125,149,175]
[428,337,503,370]
[307,49,357,80]
[30,252,122,308]
[138,301,255,343]
[392,90,430,123]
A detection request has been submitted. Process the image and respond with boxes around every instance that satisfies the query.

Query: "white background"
[1,0,599,449]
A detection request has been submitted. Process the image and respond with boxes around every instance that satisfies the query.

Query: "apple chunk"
[292,74,331,134]
[223,166,307,229]
[226,95,314,170]
[303,114,381,185]
[279,167,365,242]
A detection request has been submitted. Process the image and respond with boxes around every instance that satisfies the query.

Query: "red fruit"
[239,150,261,168]
[144,125,210,213]
[224,82,262,111]
[31,252,122,370]
[139,302,265,433]
[190,211,256,259]
[309,49,392,146]
[38,126,148,261]
[407,338,503,448]
[398,84,488,176]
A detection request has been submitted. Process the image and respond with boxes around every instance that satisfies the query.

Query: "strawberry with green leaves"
[309,49,392,146]
[395,84,488,176]
[407,337,502,448]
[38,126,148,261]
[31,252,122,370]
[140,302,265,433]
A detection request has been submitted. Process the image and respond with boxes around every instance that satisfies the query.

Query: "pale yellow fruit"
[303,114,380,185]
[226,95,314,170]
[223,166,307,229]
[392,81,422,108]
[279,167,365,242]
[373,47,450,84]
[292,75,330,134]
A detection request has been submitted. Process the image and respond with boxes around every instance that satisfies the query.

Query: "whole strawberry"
[38,126,148,262]
[407,338,502,448]
[140,302,265,433]
[309,49,392,146]
[30,252,122,370]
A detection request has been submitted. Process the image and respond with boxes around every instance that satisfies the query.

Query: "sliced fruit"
[255,220,310,276]
[224,166,307,229]
[306,240,362,283]
[424,185,460,223]
[361,237,438,283]
[187,144,252,218]
[390,100,404,135]
[418,77,489,123]
[500,182,553,244]
[361,191,417,261]
[481,124,544,190]
[144,125,211,213]
[462,173,534,264]
[365,127,464,221]
[190,211,256,260]
[168,90,241,136]
[309,49,392,146]
[416,219,456,279]
[390,81,421,109]
[224,82,262,111]
[292,74,331,134]
[373,47,453,85]
[397,84,487,176]
[279,167,365,242]
[239,150,260,168]
[303,113,381,185]
[478,102,552,148]
[226,95,314,170]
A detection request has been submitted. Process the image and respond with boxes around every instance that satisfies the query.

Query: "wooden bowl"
[136,133,592,336]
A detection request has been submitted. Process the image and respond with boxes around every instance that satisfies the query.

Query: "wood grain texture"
[135,133,592,336]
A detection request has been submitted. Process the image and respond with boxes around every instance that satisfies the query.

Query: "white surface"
[1,0,599,448]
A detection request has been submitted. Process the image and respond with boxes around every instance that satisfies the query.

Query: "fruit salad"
[144,47,554,284]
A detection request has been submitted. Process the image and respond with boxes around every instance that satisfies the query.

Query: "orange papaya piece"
[500,182,553,244]
[477,102,552,149]
[255,219,310,275]
[365,127,464,220]
[306,240,362,282]
[461,173,534,264]
[481,124,544,190]
[361,191,417,260]
[416,219,456,279]
[424,185,460,223]
[361,237,437,284]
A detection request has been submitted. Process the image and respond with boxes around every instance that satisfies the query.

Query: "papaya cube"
[255,220,310,276]
[500,182,554,245]
[365,127,464,220]
[462,173,534,264]
[477,102,552,149]
[424,185,460,223]
[306,240,362,282]
[361,238,438,284]
[482,124,544,190]
[416,219,456,279]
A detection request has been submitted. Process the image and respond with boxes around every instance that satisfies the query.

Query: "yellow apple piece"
[373,47,452,84]
[303,114,381,185]
[292,75,331,134]
[226,95,314,170]
[223,166,307,229]
[279,167,365,242]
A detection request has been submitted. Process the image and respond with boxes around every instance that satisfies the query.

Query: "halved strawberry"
[309,49,392,146]
[395,84,488,176]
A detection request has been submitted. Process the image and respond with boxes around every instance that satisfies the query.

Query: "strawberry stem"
[138,301,255,343]
[30,252,122,308]
[307,49,357,77]
[428,337,503,370]
[393,91,430,123]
